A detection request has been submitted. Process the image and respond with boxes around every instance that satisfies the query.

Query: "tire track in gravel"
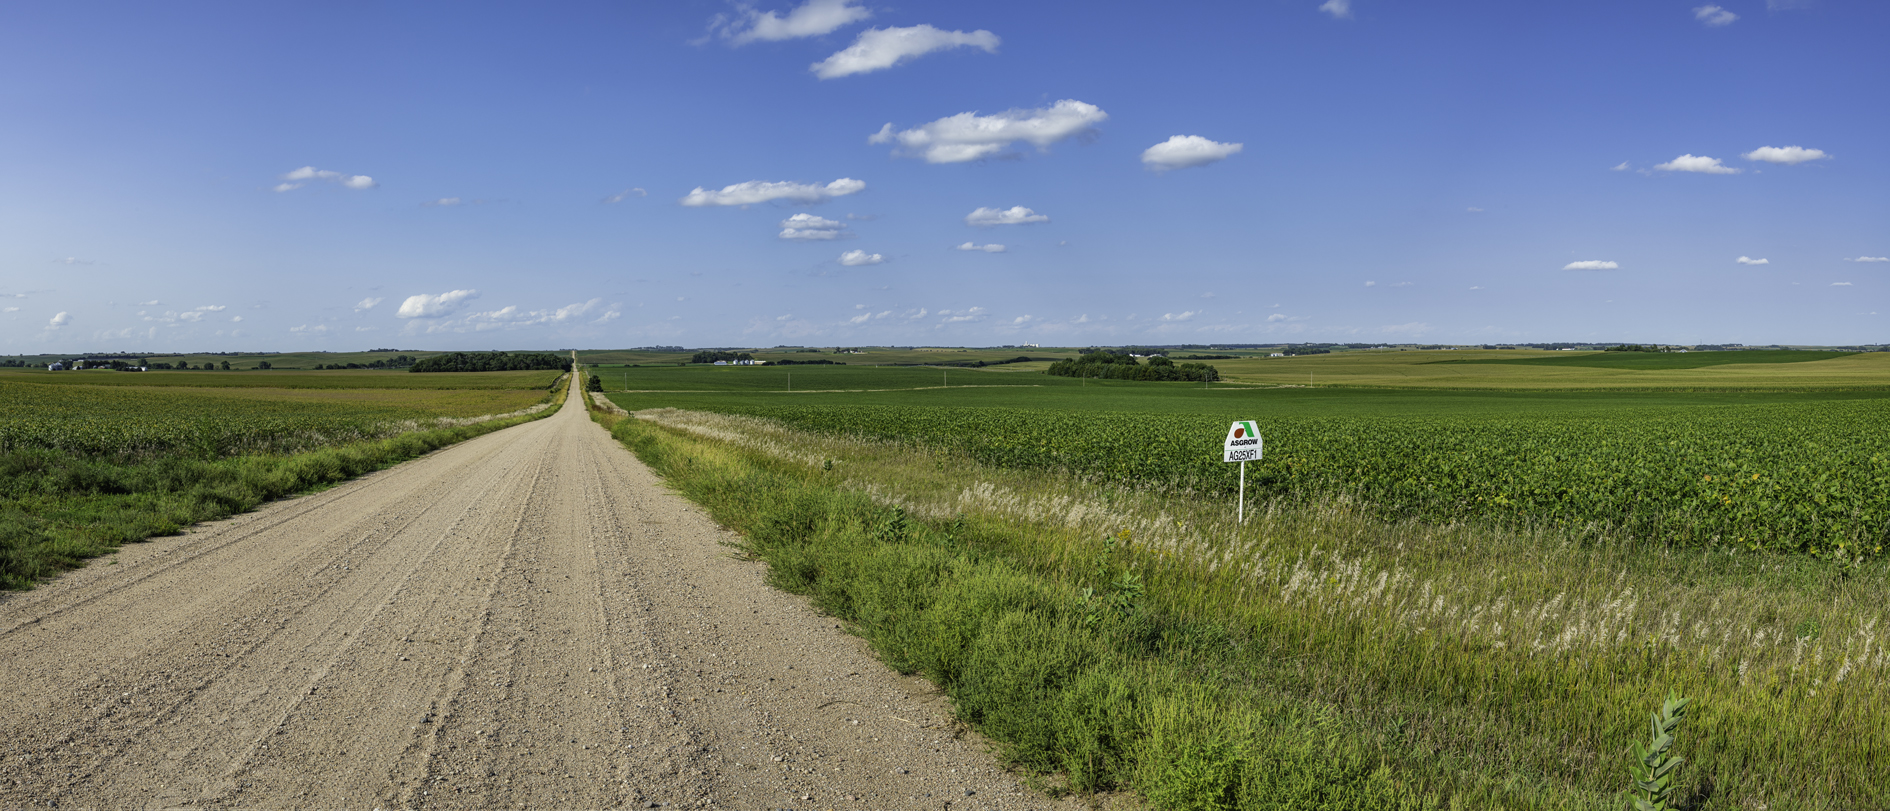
[0,389,1086,810]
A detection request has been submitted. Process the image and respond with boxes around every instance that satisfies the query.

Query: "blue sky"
[3,0,1884,352]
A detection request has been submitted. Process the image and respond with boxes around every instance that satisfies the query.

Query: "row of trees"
[690,350,753,364]
[1045,351,1220,382]
[409,351,569,373]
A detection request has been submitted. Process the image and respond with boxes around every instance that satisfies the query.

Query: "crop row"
[698,400,1890,557]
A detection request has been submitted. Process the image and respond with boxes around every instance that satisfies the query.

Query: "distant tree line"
[410,351,568,373]
[773,358,842,365]
[1605,344,1671,353]
[887,356,1040,368]
[1045,351,1219,382]
[691,351,753,364]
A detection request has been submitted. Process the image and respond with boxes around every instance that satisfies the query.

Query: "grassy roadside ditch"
[594,405,1890,810]
[0,372,570,590]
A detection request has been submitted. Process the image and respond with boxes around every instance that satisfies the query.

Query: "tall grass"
[608,407,1890,809]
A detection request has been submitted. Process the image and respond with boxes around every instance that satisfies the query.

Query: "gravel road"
[0,393,1078,810]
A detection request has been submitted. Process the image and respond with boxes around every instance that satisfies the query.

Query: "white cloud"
[355,297,384,311]
[714,0,871,45]
[179,311,206,322]
[198,304,226,312]
[1141,135,1244,171]
[1654,154,1741,174]
[231,315,243,322]
[1467,207,1485,213]
[1845,256,1888,263]
[1833,282,1853,286]
[1736,256,1769,265]
[965,206,1049,226]
[940,306,987,323]
[1564,260,1620,270]
[1612,162,1631,171]
[869,99,1107,163]
[397,289,480,318]
[1267,313,1289,322]
[1012,315,1033,326]
[48,311,69,328]
[423,299,611,334]
[139,300,159,306]
[1694,5,1738,26]
[1319,0,1352,19]
[54,256,93,265]
[779,213,848,240]
[838,250,885,266]
[1161,311,1197,322]
[289,324,329,334]
[681,178,865,207]
[1767,0,1812,9]
[1469,286,1484,290]
[812,25,999,79]
[956,242,1006,253]
[424,197,462,207]
[1364,281,1377,287]
[1743,145,1830,165]
[603,188,647,203]
[781,213,843,230]
[275,166,376,192]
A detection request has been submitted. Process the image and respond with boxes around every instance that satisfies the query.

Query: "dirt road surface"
[0,394,1075,809]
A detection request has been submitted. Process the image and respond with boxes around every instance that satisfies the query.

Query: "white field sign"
[1224,421,1262,523]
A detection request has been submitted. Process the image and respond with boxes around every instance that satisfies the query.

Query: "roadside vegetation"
[597,355,1890,809]
[0,372,568,589]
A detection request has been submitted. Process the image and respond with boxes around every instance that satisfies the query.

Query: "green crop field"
[0,368,561,389]
[0,372,564,589]
[1211,347,1890,389]
[607,361,1890,557]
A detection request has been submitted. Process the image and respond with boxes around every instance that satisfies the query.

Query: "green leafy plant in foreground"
[1628,690,1692,811]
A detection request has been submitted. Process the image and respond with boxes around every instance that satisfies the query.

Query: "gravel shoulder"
[0,393,1081,810]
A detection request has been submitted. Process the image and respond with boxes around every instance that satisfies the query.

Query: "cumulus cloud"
[956,242,1006,253]
[423,197,462,207]
[289,324,329,334]
[779,213,848,240]
[275,166,376,192]
[355,297,384,311]
[1832,282,1853,286]
[1736,256,1769,265]
[1161,311,1197,322]
[1845,256,1889,263]
[603,188,648,203]
[1654,154,1741,174]
[2,307,18,313]
[1694,5,1738,26]
[397,289,480,318]
[838,250,885,266]
[1612,162,1631,171]
[812,25,999,79]
[1364,281,1377,287]
[1564,260,1620,270]
[48,311,70,328]
[1141,135,1244,171]
[1743,145,1830,165]
[965,206,1049,226]
[869,99,1107,163]
[681,178,865,207]
[1319,0,1352,19]
[713,0,871,45]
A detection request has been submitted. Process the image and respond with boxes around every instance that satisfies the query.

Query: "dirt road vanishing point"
[0,393,1076,809]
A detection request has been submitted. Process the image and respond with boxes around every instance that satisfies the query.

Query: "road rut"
[0,392,1071,810]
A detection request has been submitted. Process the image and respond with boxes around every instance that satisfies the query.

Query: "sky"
[2,0,1885,352]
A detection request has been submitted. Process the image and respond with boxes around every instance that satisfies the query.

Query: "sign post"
[1222,420,1262,523]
